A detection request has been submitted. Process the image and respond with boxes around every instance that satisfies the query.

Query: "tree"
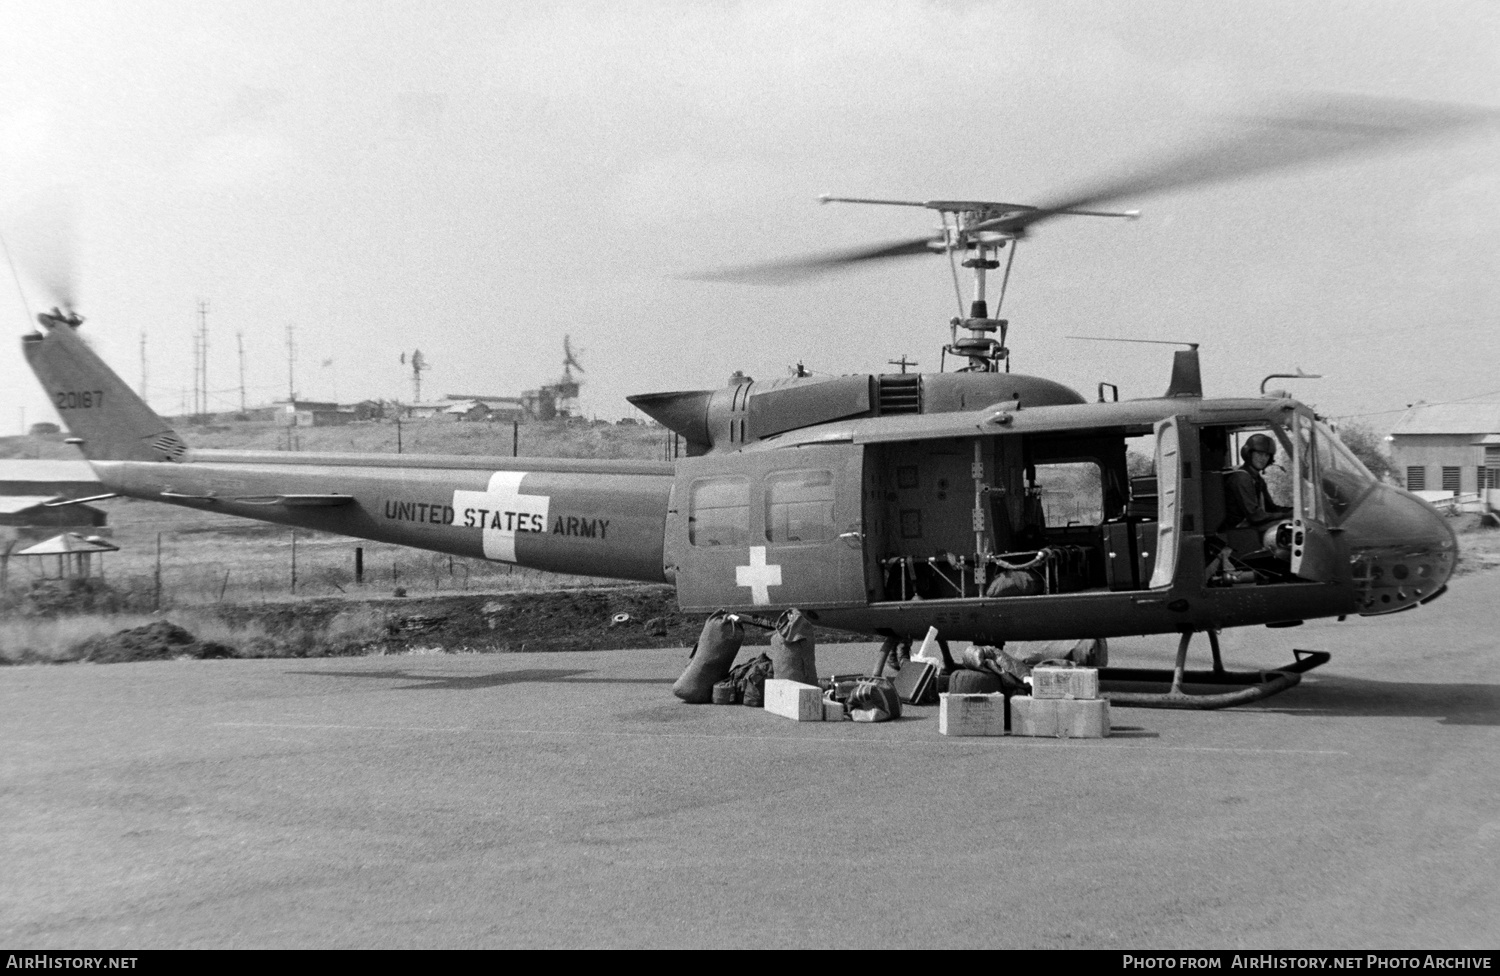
[1333,421,1394,483]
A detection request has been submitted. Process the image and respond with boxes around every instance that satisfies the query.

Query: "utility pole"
[284,324,298,450]
[194,300,210,420]
[237,330,247,415]
[286,324,297,401]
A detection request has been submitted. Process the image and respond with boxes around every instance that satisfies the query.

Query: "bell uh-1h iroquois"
[22,94,1492,707]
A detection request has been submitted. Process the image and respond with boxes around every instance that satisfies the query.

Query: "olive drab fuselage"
[24,312,1457,645]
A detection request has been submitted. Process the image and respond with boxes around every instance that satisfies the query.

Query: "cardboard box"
[1009,695,1110,738]
[939,693,1006,736]
[763,679,824,721]
[1030,666,1100,700]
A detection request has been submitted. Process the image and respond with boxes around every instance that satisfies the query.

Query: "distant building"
[271,399,355,427]
[402,401,453,421]
[444,394,525,423]
[520,387,558,421]
[350,400,385,422]
[1387,403,1500,494]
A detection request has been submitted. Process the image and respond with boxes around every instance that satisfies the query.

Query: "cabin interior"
[864,422,1302,602]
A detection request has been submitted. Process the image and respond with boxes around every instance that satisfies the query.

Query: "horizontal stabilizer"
[42,493,120,507]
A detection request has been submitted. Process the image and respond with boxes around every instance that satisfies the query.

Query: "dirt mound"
[68,620,236,664]
[204,585,870,656]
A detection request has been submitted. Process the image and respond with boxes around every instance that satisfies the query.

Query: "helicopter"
[20,94,1489,707]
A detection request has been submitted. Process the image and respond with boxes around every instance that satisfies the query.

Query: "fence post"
[355,546,364,585]
[290,528,297,594]
[154,532,162,610]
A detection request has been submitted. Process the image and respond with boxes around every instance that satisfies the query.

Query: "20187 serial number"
[55,390,103,409]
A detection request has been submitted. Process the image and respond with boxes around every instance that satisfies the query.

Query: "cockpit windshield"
[1313,419,1377,526]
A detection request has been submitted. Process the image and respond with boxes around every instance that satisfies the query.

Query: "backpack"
[726,652,775,707]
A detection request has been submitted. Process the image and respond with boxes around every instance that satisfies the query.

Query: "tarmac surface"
[2,575,1498,949]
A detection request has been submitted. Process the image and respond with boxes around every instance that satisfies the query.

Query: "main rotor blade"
[689,236,942,284]
[969,93,1500,236]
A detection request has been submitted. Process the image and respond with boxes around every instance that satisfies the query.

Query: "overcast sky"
[2,0,1497,435]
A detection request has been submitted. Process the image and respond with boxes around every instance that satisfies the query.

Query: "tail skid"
[22,310,186,462]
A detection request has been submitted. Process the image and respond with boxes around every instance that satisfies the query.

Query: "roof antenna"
[1261,368,1322,396]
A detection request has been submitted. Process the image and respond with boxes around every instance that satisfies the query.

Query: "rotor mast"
[819,196,1136,372]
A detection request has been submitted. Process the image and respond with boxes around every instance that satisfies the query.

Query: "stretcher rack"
[882,545,1095,599]
[1101,629,1330,709]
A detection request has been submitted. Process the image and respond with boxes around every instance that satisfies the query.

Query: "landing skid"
[1101,631,1330,710]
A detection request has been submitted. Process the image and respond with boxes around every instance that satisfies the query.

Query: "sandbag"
[673,611,745,704]
[946,669,1005,695]
[769,608,818,685]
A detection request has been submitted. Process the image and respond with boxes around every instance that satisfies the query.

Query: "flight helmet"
[1241,432,1277,463]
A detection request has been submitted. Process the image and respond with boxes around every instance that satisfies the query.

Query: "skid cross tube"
[1100,630,1330,710]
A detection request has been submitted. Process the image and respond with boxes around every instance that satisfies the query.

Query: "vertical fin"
[22,310,186,462]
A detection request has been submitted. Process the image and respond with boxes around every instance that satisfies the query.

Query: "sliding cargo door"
[670,444,868,612]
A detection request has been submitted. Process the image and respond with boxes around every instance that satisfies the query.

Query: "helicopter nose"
[1340,482,1458,614]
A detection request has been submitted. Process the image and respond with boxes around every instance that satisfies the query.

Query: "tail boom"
[88,457,674,583]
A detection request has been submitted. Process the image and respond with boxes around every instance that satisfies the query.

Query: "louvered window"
[1406,466,1426,490]
[1442,467,1461,492]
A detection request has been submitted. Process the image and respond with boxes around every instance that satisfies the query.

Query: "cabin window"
[1441,467,1461,492]
[689,477,749,547]
[1406,466,1426,491]
[765,469,836,544]
[1031,462,1104,527]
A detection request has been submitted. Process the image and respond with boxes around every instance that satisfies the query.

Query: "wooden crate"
[763,679,824,721]
[938,693,1006,736]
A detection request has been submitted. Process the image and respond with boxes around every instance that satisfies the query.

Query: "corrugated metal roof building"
[0,460,109,550]
[1388,403,1500,494]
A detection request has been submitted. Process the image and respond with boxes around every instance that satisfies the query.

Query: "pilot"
[1222,433,1293,530]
